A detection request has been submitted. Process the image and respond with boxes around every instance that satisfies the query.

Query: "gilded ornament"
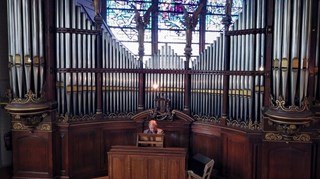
[292,134,311,142]
[265,133,283,141]
[270,96,310,112]
[12,122,29,130]
[10,90,45,104]
[36,123,51,131]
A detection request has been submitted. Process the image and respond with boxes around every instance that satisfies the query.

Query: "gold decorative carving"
[292,134,311,142]
[11,90,45,104]
[265,133,283,141]
[193,115,219,123]
[150,96,174,121]
[265,132,310,142]
[226,118,262,130]
[12,122,29,130]
[59,113,99,123]
[36,123,52,131]
[270,96,309,112]
[10,112,49,131]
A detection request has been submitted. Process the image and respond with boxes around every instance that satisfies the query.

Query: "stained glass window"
[106,0,243,59]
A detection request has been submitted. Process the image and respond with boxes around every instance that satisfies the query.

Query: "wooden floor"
[0,167,109,179]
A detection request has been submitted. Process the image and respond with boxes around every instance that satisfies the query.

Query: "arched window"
[106,0,242,61]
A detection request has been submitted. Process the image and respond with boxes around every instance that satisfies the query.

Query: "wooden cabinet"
[108,146,187,179]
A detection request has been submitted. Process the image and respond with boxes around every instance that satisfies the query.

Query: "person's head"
[148,120,158,132]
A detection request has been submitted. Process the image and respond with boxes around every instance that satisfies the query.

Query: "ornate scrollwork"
[58,112,137,123]
[193,115,219,123]
[292,134,311,142]
[36,123,52,131]
[12,122,29,130]
[267,119,310,136]
[105,112,136,119]
[265,132,283,141]
[149,96,174,121]
[11,112,50,131]
[270,95,310,112]
[226,118,262,130]
[10,90,45,104]
[58,113,96,123]
[265,132,310,142]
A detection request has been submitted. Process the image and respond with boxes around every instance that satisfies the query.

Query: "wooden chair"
[187,159,214,179]
[136,133,164,147]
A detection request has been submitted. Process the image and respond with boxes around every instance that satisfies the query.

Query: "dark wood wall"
[55,117,192,178]
[191,122,262,179]
[30,119,318,179]
[261,142,312,179]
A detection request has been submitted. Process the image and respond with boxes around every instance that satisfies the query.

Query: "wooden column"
[94,0,103,115]
[307,0,319,101]
[263,0,274,107]
[221,0,232,124]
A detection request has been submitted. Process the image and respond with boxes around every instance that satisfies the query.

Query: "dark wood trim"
[221,0,232,120]
[199,0,206,53]
[44,0,56,102]
[226,28,266,36]
[151,0,159,54]
[56,28,101,35]
[307,0,319,100]
[263,0,274,107]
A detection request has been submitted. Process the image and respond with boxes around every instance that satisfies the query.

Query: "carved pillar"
[5,0,58,178]
[220,0,232,124]
[182,4,203,115]
[263,0,319,143]
[94,0,103,116]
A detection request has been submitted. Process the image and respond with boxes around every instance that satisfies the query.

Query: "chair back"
[202,159,214,179]
[136,133,164,147]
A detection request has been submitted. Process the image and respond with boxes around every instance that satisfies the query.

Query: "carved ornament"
[226,118,262,130]
[265,132,311,142]
[10,90,45,104]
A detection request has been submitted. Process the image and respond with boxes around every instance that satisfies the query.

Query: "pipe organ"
[272,0,314,106]
[191,36,224,120]
[46,0,320,126]
[145,43,185,110]
[4,0,320,178]
[56,0,98,115]
[55,0,140,116]
[191,0,265,125]
[102,32,139,115]
[7,0,45,99]
[6,0,320,126]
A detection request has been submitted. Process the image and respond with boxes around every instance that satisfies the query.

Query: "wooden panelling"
[11,120,320,179]
[191,122,259,179]
[262,142,312,179]
[223,132,251,179]
[12,131,53,178]
[108,146,187,179]
[108,154,127,179]
[147,157,164,179]
[70,128,100,177]
[58,119,191,178]
[191,132,222,172]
